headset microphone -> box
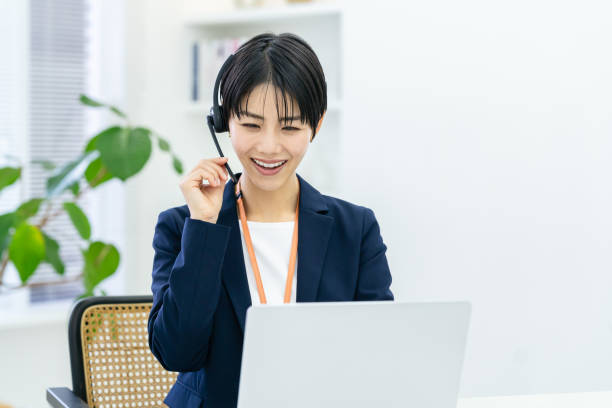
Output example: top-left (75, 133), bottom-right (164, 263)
top-left (206, 53), bottom-right (240, 194)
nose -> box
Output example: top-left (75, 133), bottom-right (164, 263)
top-left (256, 126), bottom-right (284, 153)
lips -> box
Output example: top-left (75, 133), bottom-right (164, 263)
top-left (251, 158), bottom-right (288, 165)
top-left (251, 158), bottom-right (287, 168)
top-left (251, 158), bottom-right (288, 175)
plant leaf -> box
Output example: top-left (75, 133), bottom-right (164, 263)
top-left (8, 222), bottom-right (45, 283)
top-left (0, 212), bottom-right (16, 254)
top-left (68, 180), bottom-right (80, 196)
top-left (79, 94), bottom-right (127, 120)
top-left (84, 128), bottom-right (116, 188)
top-left (0, 167), bottom-right (21, 193)
top-left (79, 94), bottom-right (105, 107)
top-left (30, 159), bottom-right (57, 171)
top-left (84, 157), bottom-right (113, 188)
top-left (109, 106), bottom-right (127, 118)
top-left (46, 150), bottom-right (99, 198)
top-left (84, 129), bottom-right (103, 153)
top-left (172, 155), bottom-right (183, 174)
top-left (85, 125), bottom-right (130, 153)
top-left (15, 198), bottom-right (44, 222)
top-left (42, 231), bottom-right (64, 275)
top-left (63, 202), bottom-right (91, 240)
top-left (157, 136), bottom-right (170, 152)
top-left (82, 241), bottom-right (119, 292)
top-left (96, 126), bottom-right (152, 181)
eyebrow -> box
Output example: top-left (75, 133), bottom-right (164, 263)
top-left (241, 111), bottom-right (301, 121)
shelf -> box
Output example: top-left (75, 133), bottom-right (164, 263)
top-left (186, 97), bottom-right (342, 114)
top-left (184, 1), bottom-right (342, 27)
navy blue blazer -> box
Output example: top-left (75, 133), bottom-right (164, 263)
top-left (148, 171), bottom-right (394, 408)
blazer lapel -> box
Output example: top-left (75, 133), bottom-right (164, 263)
top-left (217, 171), bottom-right (334, 334)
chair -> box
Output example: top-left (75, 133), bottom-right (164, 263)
top-left (46, 295), bottom-right (178, 407)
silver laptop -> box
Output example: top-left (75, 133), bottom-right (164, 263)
top-left (237, 300), bottom-right (472, 408)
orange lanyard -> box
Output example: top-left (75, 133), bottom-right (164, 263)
top-left (234, 174), bottom-right (299, 304)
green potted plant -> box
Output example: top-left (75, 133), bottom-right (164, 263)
top-left (0, 94), bottom-right (183, 299)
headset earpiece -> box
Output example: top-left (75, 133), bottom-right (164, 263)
top-left (208, 53), bottom-right (235, 134)
top-left (210, 105), bottom-right (227, 133)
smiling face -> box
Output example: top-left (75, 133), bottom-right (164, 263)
top-left (228, 82), bottom-right (323, 192)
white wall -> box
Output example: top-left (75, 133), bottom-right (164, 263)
top-left (340, 0), bottom-right (612, 397)
top-left (0, 318), bottom-right (71, 407)
top-left (122, 0), bottom-right (202, 296)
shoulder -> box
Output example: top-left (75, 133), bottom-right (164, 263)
top-left (321, 193), bottom-right (370, 215)
top-left (318, 193), bottom-right (378, 234)
top-left (319, 195), bottom-right (387, 267)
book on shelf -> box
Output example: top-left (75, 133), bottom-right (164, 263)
top-left (191, 37), bottom-right (250, 103)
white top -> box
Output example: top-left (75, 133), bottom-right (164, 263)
top-left (238, 220), bottom-right (298, 305)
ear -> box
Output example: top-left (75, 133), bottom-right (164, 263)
top-left (312, 111), bottom-right (326, 142)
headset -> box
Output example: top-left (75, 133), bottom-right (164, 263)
top-left (206, 53), bottom-right (240, 195)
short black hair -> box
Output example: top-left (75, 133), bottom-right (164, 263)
top-left (220, 32), bottom-right (327, 141)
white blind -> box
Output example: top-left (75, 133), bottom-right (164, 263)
top-left (28, 0), bottom-right (90, 302)
top-left (0, 0), bottom-right (26, 216)
top-left (0, 0), bottom-right (91, 302)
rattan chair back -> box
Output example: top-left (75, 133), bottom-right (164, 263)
top-left (68, 296), bottom-right (177, 408)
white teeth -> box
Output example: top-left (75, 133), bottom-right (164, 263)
top-left (253, 159), bottom-right (286, 168)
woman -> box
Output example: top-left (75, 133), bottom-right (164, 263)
top-left (148, 32), bottom-right (394, 408)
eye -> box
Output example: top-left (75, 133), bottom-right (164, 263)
top-left (242, 123), bottom-right (299, 131)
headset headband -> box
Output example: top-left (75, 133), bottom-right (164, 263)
top-left (208, 53), bottom-right (235, 133)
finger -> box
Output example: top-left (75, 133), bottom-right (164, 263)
top-left (189, 159), bottom-right (224, 179)
top-left (185, 167), bottom-right (209, 185)
top-left (214, 158), bottom-right (230, 178)
top-left (200, 168), bottom-right (224, 187)
top-left (192, 157), bottom-right (227, 175)
top-left (189, 168), bottom-right (221, 188)
top-left (211, 158), bottom-right (229, 179)
top-left (199, 157), bottom-right (228, 168)
top-left (200, 161), bottom-right (228, 183)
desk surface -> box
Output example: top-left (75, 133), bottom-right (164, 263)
top-left (458, 390), bottom-right (612, 407)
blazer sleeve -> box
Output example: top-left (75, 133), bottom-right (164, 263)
top-left (354, 207), bottom-right (394, 301)
top-left (148, 209), bottom-right (232, 372)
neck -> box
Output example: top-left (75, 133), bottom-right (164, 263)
top-left (239, 172), bottom-right (299, 222)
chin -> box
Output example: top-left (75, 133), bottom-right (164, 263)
top-left (245, 167), bottom-right (295, 191)
top-left (252, 173), bottom-right (287, 189)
